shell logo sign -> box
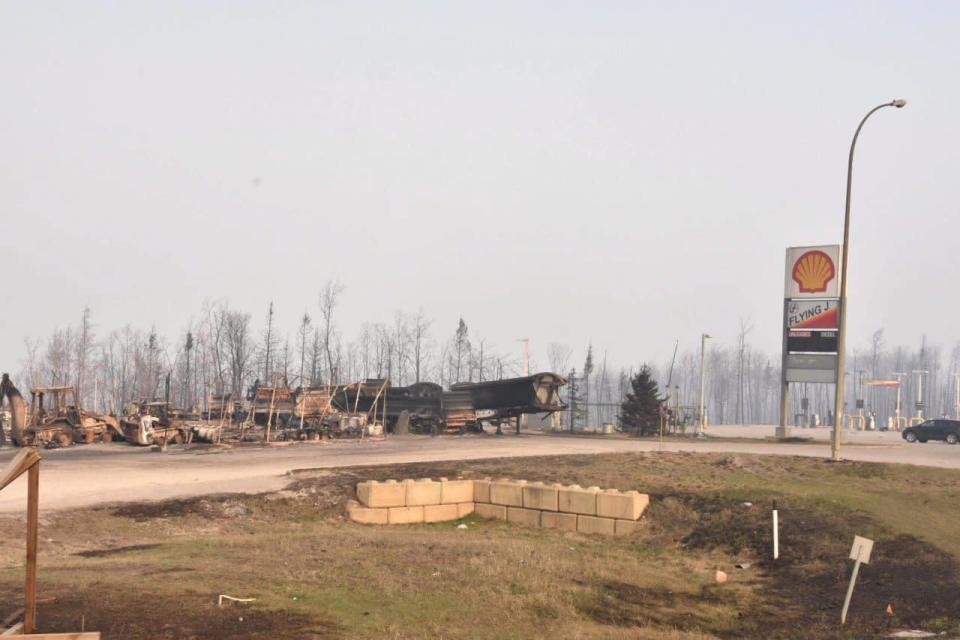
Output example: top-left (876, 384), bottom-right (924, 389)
top-left (792, 250), bottom-right (835, 293)
top-left (785, 245), bottom-right (841, 299)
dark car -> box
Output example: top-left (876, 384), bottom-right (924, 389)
top-left (902, 419), bottom-right (960, 444)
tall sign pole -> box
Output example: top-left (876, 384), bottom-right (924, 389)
top-left (778, 300), bottom-right (790, 439)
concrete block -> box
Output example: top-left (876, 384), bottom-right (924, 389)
top-left (357, 479), bottom-right (406, 508)
top-left (346, 500), bottom-right (389, 525)
top-left (475, 503), bottom-right (507, 520)
top-left (490, 479), bottom-right (527, 507)
top-left (558, 485), bottom-right (600, 515)
top-left (507, 507), bottom-right (542, 528)
top-left (523, 482), bottom-right (560, 511)
top-left (424, 503), bottom-right (459, 523)
top-left (473, 478), bottom-right (492, 503)
top-left (456, 502), bottom-right (475, 518)
top-left (541, 511), bottom-right (578, 531)
top-left (615, 519), bottom-right (641, 536)
top-left (388, 505), bottom-right (424, 524)
top-left (404, 478), bottom-right (442, 506)
top-left (440, 479), bottom-right (475, 504)
top-left (577, 515), bottom-right (616, 535)
top-left (596, 490), bottom-right (649, 521)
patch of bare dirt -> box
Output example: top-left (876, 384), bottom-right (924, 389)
top-left (36, 589), bottom-right (340, 639)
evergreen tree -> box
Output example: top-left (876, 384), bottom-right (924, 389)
top-left (620, 365), bottom-right (663, 436)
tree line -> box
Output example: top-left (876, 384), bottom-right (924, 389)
top-left (11, 298), bottom-right (959, 426)
top-left (14, 281), bottom-right (528, 414)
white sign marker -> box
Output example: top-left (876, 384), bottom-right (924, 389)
top-left (849, 536), bottom-right (873, 564)
top-left (841, 536), bottom-right (874, 624)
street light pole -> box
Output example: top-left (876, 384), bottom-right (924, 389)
top-left (832, 99), bottom-right (906, 461)
top-left (952, 372), bottom-right (960, 421)
top-left (698, 333), bottom-right (711, 436)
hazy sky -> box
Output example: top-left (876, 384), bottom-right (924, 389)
top-left (2, 2), bottom-right (958, 373)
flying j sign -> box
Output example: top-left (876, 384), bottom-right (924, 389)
top-left (784, 245), bottom-right (842, 299)
top-left (787, 299), bottom-right (838, 330)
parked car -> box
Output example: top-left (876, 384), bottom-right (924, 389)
top-left (902, 419), bottom-right (960, 444)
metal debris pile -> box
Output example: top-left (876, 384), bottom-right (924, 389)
top-left (0, 372), bottom-right (567, 448)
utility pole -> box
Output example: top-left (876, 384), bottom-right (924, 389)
top-left (674, 385), bottom-right (681, 433)
top-left (517, 338), bottom-right (529, 429)
top-left (517, 338), bottom-right (530, 376)
top-left (697, 333), bottom-right (711, 436)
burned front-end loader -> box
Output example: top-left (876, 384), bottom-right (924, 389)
top-left (1, 374), bottom-right (28, 446)
top-left (24, 386), bottom-right (123, 447)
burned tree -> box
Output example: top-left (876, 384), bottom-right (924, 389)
top-left (319, 280), bottom-right (344, 383)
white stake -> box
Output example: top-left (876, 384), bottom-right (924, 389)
top-left (841, 548), bottom-right (862, 624)
top-left (841, 536), bottom-right (873, 625)
top-left (772, 500), bottom-right (779, 560)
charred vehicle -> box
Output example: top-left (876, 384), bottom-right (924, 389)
top-left (23, 386), bottom-right (123, 447)
top-left (1, 374), bottom-right (28, 446)
top-left (283, 386), bottom-right (340, 439)
top-left (120, 401), bottom-right (193, 446)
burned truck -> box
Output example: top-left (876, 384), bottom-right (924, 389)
top-left (120, 401), bottom-right (194, 446)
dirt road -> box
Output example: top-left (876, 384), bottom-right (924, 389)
top-left (0, 426), bottom-right (955, 514)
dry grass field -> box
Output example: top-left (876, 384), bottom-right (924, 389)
top-left (1, 451), bottom-right (958, 639)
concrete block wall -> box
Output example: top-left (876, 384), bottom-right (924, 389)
top-left (349, 477), bottom-right (649, 535)
top-left (352, 478), bottom-right (475, 525)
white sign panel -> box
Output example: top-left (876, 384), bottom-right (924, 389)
top-left (785, 245), bottom-right (842, 299)
top-left (787, 299), bottom-right (839, 330)
top-left (849, 536), bottom-right (873, 564)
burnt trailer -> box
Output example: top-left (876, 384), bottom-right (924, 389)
top-left (247, 386), bottom-right (294, 427)
top-left (451, 372), bottom-right (567, 425)
top-left (332, 380), bottom-right (443, 434)
top-left (284, 386), bottom-right (340, 438)
top-left (204, 393), bottom-right (236, 422)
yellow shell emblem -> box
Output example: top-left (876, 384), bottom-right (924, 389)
top-left (792, 250), bottom-right (835, 293)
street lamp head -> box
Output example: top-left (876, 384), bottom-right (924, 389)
top-left (891, 99), bottom-right (907, 108)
